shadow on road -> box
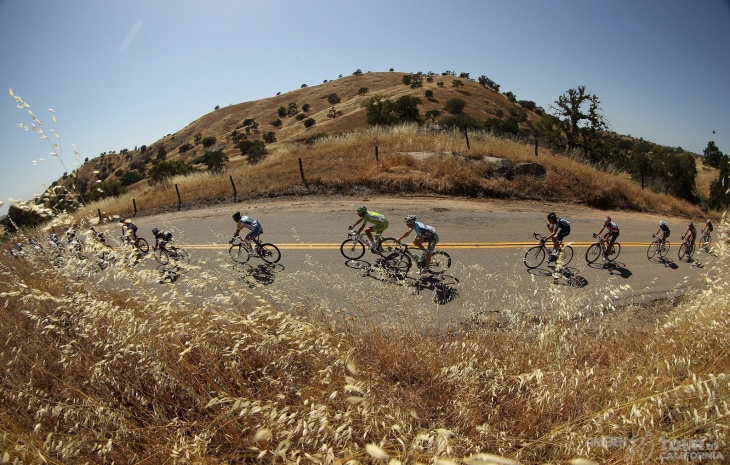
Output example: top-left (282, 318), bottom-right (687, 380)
top-left (155, 262), bottom-right (192, 283)
top-left (343, 258), bottom-right (459, 305)
top-left (527, 264), bottom-right (589, 288)
top-left (232, 262), bottom-right (284, 287)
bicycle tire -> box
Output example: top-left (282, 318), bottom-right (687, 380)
top-left (700, 235), bottom-right (711, 251)
top-left (229, 244), bottom-right (251, 264)
top-left (607, 242), bottom-right (621, 262)
top-left (174, 248), bottom-right (189, 263)
top-left (258, 243), bottom-right (281, 264)
top-left (659, 241), bottom-right (670, 258)
top-left (428, 251), bottom-right (451, 273)
top-left (384, 252), bottom-right (412, 275)
top-left (560, 245), bottom-right (574, 265)
top-left (378, 237), bottom-right (399, 256)
top-left (524, 246), bottom-right (546, 269)
top-left (154, 248), bottom-right (170, 265)
top-left (340, 238), bottom-right (365, 260)
top-left (678, 242), bottom-right (687, 261)
top-left (136, 238), bottom-right (150, 254)
top-left (585, 244), bottom-right (602, 264)
top-left (647, 241), bottom-right (658, 259)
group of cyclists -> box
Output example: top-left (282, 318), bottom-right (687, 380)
top-left (542, 212), bottom-right (714, 263)
top-left (3, 207), bottom-right (719, 273)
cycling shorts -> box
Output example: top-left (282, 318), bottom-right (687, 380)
top-left (424, 233), bottom-right (439, 252)
top-left (607, 231), bottom-right (619, 242)
top-left (370, 220), bottom-right (388, 233)
top-left (245, 224), bottom-right (263, 240)
top-left (557, 228), bottom-right (570, 241)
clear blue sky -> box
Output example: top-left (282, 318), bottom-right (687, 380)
top-left (1, 0), bottom-right (729, 216)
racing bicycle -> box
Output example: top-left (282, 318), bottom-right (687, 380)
top-left (647, 234), bottom-right (670, 260)
top-left (340, 228), bottom-right (398, 260)
top-left (524, 233), bottom-right (574, 269)
top-left (153, 239), bottom-right (189, 265)
top-left (120, 234), bottom-right (149, 253)
top-left (229, 235), bottom-right (281, 264)
top-left (678, 235), bottom-right (695, 262)
top-left (382, 242), bottom-right (451, 276)
top-left (585, 233), bottom-right (621, 264)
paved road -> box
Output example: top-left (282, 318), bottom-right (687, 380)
top-left (107, 196), bottom-right (714, 323)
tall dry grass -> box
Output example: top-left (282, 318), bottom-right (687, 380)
top-left (1, 219), bottom-right (729, 463)
top-left (73, 125), bottom-right (703, 221)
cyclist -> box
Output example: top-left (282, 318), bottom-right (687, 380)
top-left (350, 205), bottom-right (389, 253)
top-left (396, 215), bottom-right (438, 275)
top-left (654, 220), bottom-right (671, 250)
top-left (545, 212), bottom-right (570, 262)
top-left (49, 233), bottom-right (62, 251)
top-left (65, 227), bottom-right (77, 244)
top-left (681, 221), bottom-right (697, 249)
top-left (594, 216), bottom-right (619, 262)
top-left (90, 227), bottom-right (107, 245)
top-left (28, 237), bottom-right (43, 251)
top-left (120, 219), bottom-right (139, 244)
top-left (152, 227), bottom-right (173, 248)
top-left (702, 219), bottom-right (714, 243)
top-left (231, 211), bottom-right (263, 245)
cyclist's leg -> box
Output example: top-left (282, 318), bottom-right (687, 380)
top-left (363, 226), bottom-right (375, 246)
top-left (372, 221), bottom-right (388, 249)
top-left (422, 235), bottom-right (438, 269)
top-left (246, 225), bottom-right (264, 245)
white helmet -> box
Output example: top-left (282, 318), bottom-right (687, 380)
top-left (659, 220), bottom-right (665, 226)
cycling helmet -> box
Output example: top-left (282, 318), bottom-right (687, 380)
top-left (660, 220), bottom-right (665, 226)
top-left (152, 227), bottom-right (159, 235)
top-left (356, 205), bottom-right (367, 214)
top-left (707, 219), bottom-right (712, 223)
top-left (688, 222), bottom-right (694, 227)
top-left (604, 216), bottom-right (611, 225)
top-left (232, 211), bottom-right (241, 221)
top-left (547, 212), bottom-right (557, 221)
top-left (404, 214), bottom-right (417, 223)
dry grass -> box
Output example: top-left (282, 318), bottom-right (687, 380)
top-left (74, 125), bottom-right (703, 222)
top-left (1, 218), bottom-right (729, 464)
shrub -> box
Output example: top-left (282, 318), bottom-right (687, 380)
top-left (392, 95), bottom-right (422, 123)
top-left (425, 109), bottom-right (441, 122)
top-left (147, 160), bottom-right (196, 185)
top-left (156, 146), bottom-right (167, 160)
top-left (277, 107), bottom-right (287, 117)
top-left (484, 117), bottom-right (520, 136)
top-left (426, 76), bottom-right (433, 83)
top-left (504, 91), bottom-right (517, 102)
top-left (508, 106), bottom-right (528, 123)
top-left (301, 84), bottom-right (307, 88)
top-left (295, 113), bottom-right (306, 121)
top-left (202, 150), bottom-right (229, 172)
top-left (303, 118), bottom-right (316, 129)
top-left (424, 89), bottom-right (434, 100)
top-left (120, 170), bottom-right (145, 186)
top-left (444, 98), bottom-right (466, 114)
top-left (439, 113), bottom-right (482, 130)
top-left (194, 133), bottom-right (202, 145)
top-left (202, 136), bottom-right (217, 148)
top-left (305, 132), bottom-right (328, 145)
top-left (242, 118), bottom-right (255, 127)
top-left (270, 119), bottom-right (282, 128)
top-left (437, 81), bottom-right (444, 88)
top-left (358, 87), bottom-right (369, 95)
top-left (402, 75), bottom-right (412, 86)
top-left (495, 109), bottom-right (504, 118)
top-left (115, 169), bottom-right (125, 177)
top-left (302, 103), bottom-right (310, 112)
top-left (459, 72), bottom-right (470, 79)
top-left (327, 93), bottom-right (340, 105)
top-left (517, 100), bottom-right (537, 111)
top-left (451, 79), bottom-right (464, 89)
top-left (179, 143), bottom-right (194, 154)
top-left (263, 131), bottom-right (276, 143)
top-left (288, 102), bottom-right (299, 116)
top-left (247, 140), bottom-right (268, 164)
top-left (327, 107), bottom-right (343, 119)
top-left (389, 68), bottom-right (394, 71)
top-left (353, 69), bottom-right (363, 75)
top-left (85, 180), bottom-right (126, 202)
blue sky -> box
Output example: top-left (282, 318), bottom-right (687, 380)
top-left (1, 0), bottom-right (729, 216)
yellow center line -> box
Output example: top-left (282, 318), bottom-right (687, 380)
top-left (176, 241), bottom-right (662, 250)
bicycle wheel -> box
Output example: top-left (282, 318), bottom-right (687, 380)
top-left (174, 248), bottom-right (189, 263)
top-left (607, 242), bottom-right (621, 262)
top-left (378, 237), bottom-right (399, 256)
top-left (659, 241), bottom-right (670, 258)
top-left (428, 251), bottom-right (451, 273)
top-left (700, 235), bottom-right (711, 251)
top-left (678, 242), bottom-right (687, 261)
top-left (154, 248), bottom-right (170, 265)
top-left (647, 241), bottom-right (657, 259)
top-left (524, 246), bottom-right (546, 269)
top-left (136, 238), bottom-right (150, 253)
top-left (258, 243), bottom-right (281, 264)
top-left (340, 238), bottom-right (365, 260)
top-left (559, 245), bottom-right (574, 265)
top-left (585, 244), bottom-right (602, 264)
top-left (384, 252), bottom-right (412, 275)
top-left (229, 243), bottom-right (250, 264)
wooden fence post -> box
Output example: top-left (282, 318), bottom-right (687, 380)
top-left (535, 138), bottom-right (539, 157)
top-left (375, 145), bottom-right (379, 162)
top-left (230, 175), bottom-right (237, 202)
top-left (175, 184), bottom-right (181, 211)
top-left (298, 158), bottom-right (309, 188)
top-left (97, 208), bottom-right (103, 223)
top-left (463, 127), bottom-right (470, 149)
top-left (132, 198), bottom-right (137, 217)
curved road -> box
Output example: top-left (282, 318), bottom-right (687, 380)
top-left (109, 196), bottom-right (715, 322)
